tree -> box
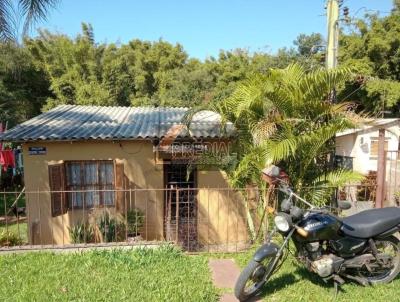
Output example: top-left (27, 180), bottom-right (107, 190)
top-left (0, 42), bottom-right (51, 126)
top-left (294, 33), bottom-right (324, 56)
top-left (25, 25), bottom-right (111, 109)
top-left (0, 0), bottom-right (59, 41)
top-left (339, 7), bottom-right (400, 115)
top-left (194, 64), bottom-right (363, 239)
top-left (223, 64), bottom-right (362, 195)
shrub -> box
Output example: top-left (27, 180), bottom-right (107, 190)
top-left (68, 222), bottom-right (95, 244)
top-left (126, 208), bottom-right (145, 236)
top-left (0, 231), bottom-right (22, 247)
top-left (97, 211), bottom-right (126, 242)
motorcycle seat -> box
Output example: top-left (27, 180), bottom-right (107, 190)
top-left (341, 207), bottom-right (400, 238)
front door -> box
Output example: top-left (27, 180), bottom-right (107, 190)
top-left (164, 164), bottom-right (198, 251)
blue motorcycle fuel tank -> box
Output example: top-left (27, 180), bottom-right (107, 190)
top-left (296, 212), bottom-right (342, 241)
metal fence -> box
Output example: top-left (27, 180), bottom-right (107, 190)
top-left (0, 184), bottom-right (387, 252)
top-left (0, 188), bottom-right (255, 253)
top-left (385, 151), bottom-right (400, 207)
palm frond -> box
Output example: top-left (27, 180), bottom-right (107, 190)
top-left (303, 170), bottom-right (364, 205)
top-left (251, 119), bottom-right (277, 145)
top-left (0, 0), bottom-right (13, 41)
top-left (300, 67), bottom-right (353, 102)
top-left (313, 169), bottom-right (364, 188)
top-left (20, 0), bottom-right (59, 35)
top-left (261, 132), bottom-right (300, 163)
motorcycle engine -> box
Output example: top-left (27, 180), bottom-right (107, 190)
top-left (305, 242), bottom-right (344, 278)
top-left (311, 255), bottom-right (336, 277)
top-left (305, 242), bottom-right (322, 260)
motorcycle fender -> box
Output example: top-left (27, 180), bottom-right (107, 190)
top-left (253, 242), bottom-right (280, 262)
top-left (375, 224), bottom-right (400, 239)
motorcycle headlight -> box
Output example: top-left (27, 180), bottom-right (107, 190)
top-left (274, 214), bottom-right (290, 232)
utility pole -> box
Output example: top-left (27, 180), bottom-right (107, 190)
top-left (325, 0), bottom-right (340, 69)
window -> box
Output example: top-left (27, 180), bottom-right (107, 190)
top-left (370, 140), bottom-right (388, 157)
top-left (65, 161), bottom-right (115, 208)
top-left (334, 155), bottom-right (353, 170)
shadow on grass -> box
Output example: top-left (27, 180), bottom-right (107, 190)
top-left (294, 267), bottom-right (333, 288)
top-left (248, 266), bottom-right (337, 301)
top-left (247, 273), bottom-right (298, 301)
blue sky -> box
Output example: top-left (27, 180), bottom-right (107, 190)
top-left (32, 0), bottom-right (394, 60)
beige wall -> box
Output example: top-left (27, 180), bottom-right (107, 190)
top-left (197, 170), bottom-right (248, 249)
top-left (22, 140), bottom-right (248, 248)
top-left (23, 140), bottom-right (164, 245)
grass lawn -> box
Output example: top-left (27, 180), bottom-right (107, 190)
top-left (2, 243), bottom-right (399, 302)
top-left (0, 246), bottom-right (219, 302)
top-left (216, 248), bottom-right (400, 302)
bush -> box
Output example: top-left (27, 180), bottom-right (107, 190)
top-left (97, 211), bottom-right (126, 242)
top-left (68, 222), bottom-right (95, 244)
top-left (0, 231), bottom-right (22, 247)
top-left (126, 208), bottom-right (145, 236)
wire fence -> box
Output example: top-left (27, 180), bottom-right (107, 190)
top-left (0, 188), bottom-right (251, 252)
top-left (0, 184), bottom-right (388, 252)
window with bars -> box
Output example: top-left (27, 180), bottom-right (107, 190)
top-left (65, 161), bottom-right (115, 208)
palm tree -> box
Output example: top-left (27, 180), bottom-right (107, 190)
top-left (191, 64), bottom-right (364, 239)
top-left (0, 0), bottom-right (59, 41)
top-left (221, 64), bottom-right (364, 200)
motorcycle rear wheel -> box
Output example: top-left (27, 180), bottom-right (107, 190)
top-left (234, 255), bottom-right (278, 301)
top-left (358, 235), bottom-right (400, 284)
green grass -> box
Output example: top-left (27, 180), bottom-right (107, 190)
top-left (0, 245), bottom-right (219, 302)
top-left (2, 241), bottom-right (399, 302)
top-left (212, 248), bottom-right (400, 302)
top-left (0, 222), bottom-right (28, 244)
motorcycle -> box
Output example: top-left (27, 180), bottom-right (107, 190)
top-left (234, 165), bottom-right (400, 301)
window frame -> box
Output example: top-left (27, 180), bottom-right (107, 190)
top-left (64, 160), bottom-right (116, 209)
top-left (370, 139), bottom-right (389, 159)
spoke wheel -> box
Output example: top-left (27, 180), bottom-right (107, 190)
top-left (234, 255), bottom-right (279, 301)
top-left (358, 236), bottom-right (400, 284)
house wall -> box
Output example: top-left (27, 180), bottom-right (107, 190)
top-left (22, 140), bottom-right (164, 245)
top-left (197, 170), bottom-right (248, 249)
top-left (22, 140), bottom-right (248, 248)
top-left (335, 124), bottom-right (400, 175)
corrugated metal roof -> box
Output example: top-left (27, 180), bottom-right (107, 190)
top-left (0, 105), bottom-right (235, 142)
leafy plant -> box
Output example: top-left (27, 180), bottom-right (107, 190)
top-left (189, 64), bottom-right (365, 240)
top-left (68, 221), bottom-right (94, 244)
top-left (126, 208), bottom-right (145, 236)
top-left (97, 211), bottom-right (126, 243)
top-left (0, 230), bottom-right (22, 247)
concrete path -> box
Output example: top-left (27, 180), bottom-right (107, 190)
top-left (208, 259), bottom-right (241, 302)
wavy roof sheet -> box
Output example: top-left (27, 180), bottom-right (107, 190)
top-left (0, 105), bottom-right (235, 142)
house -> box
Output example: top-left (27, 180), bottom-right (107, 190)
top-left (335, 118), bottom-right (400, 207)
top-left (0, 105), bottom-right (248, 251)
top-left (335, 118), bottom-right (400, 175)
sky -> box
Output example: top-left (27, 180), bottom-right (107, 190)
top-left (32, 0), bottom-right (394, 60)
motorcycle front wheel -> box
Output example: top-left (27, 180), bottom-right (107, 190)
top-left (234, 254), bottom-right (279, 301)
